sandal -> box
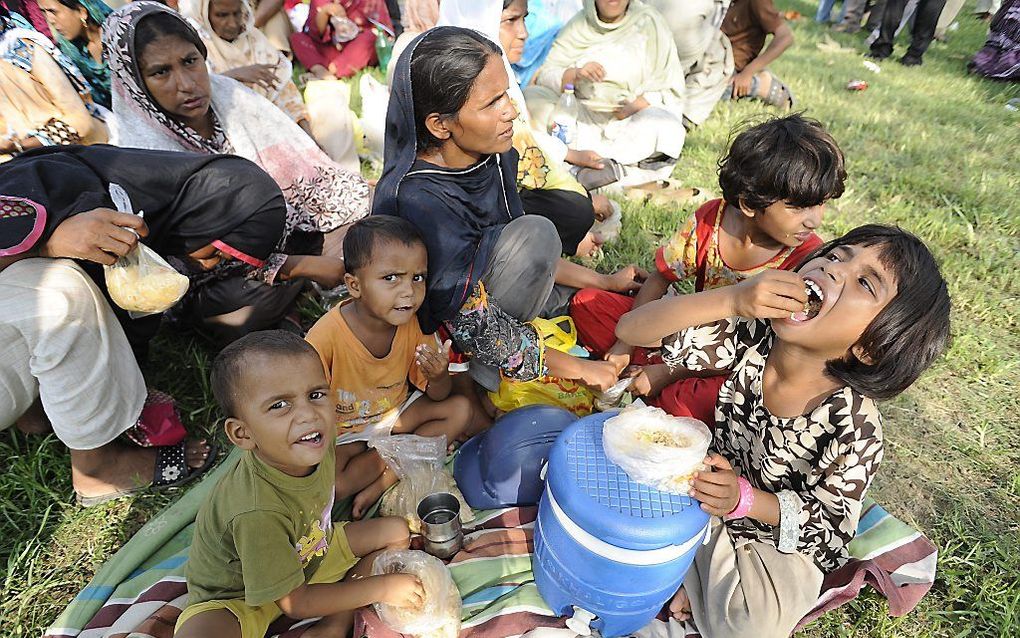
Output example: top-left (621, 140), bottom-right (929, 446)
top-left (75, 440), bottom-right (219, 507)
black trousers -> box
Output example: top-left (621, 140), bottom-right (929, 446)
top-left (518, 188), bottom-right (595, 257)
top-left (870, 0), bottom-right (947, 60)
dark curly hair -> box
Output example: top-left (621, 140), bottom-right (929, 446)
top-left (343, 215), bottom-right (425, 275)
top-left (211, 330), bottom-right (319, 418)
top-left (799, 224), bottom-right (951, 400)
top-left (719, 113), bottom-right (847, 212)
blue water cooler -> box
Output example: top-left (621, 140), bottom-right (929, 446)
top-left (533, 412), bottom-right (710, 637)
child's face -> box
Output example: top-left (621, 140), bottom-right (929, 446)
top-left (749, 200), bottom-right (825, 248)
top-left (345, 239), bottom-right (427, 327)
top-left (773, 243), bottom-right (899, 362)
top-left (226, 352), bottom-right (334, 477)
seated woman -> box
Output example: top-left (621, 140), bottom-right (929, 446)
top-left (525, 0), bottom-right (688, 188)
top-left (1, 8), bottom-right (107, 160)
top-left (37, 0), bottom-right (112, 108)
top-left (289, 0), bottom-right (383, 79)
top-left (0, 144), bottom-right (296, 505)
top-left (439, 0), bottom-right (611, 258)
top-left (376, 26), bottom-right (647, 424)
top-left (648, 0), bottom-right (734, 127)
top-left (180, 0), bottom-right (361, 169)
top-left (105, 1), bottom-right (371, 337)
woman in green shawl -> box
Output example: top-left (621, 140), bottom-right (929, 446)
top-left (37, 0), bottom-right (111, 108)
top-left (524, 0), bottom-right (687, 188)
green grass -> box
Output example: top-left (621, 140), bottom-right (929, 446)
top-left (2, 2), bottom-right (1018, 636)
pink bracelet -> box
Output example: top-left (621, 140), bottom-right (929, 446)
top-left (724, 476), bottom-right (754, 520)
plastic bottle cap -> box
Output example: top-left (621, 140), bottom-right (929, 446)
top-left (564, 83), bottom-right (575, 91)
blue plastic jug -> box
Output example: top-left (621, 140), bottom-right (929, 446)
top-left (533, 412), bottom-right (710, 637)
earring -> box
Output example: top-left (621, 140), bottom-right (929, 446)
top-left (81, 16), bottom-right (88, 28)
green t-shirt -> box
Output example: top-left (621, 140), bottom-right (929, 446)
top-left (185, 444), bottom-right (337, 607)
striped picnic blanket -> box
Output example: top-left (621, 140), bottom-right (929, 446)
top-left (45, 448), bottom-right (936, 638)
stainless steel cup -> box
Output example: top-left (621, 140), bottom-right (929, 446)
top-left (417, 492), bottom-right (463, 559)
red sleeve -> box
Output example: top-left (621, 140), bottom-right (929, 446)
top-left (654, 246), bottom-right (683, 283)
top-left (749, 0), bottom-right (785, 35)
top-left (780, 233), bottom-right (823, 270)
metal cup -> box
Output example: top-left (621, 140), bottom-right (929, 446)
top-left (417, 492), bottom-right (463, 559)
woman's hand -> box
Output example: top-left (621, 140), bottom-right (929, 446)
top-left (322, 1), bottom-right (348, 18)
top-left (223, 64), bottom-right (279, 91)
top-left (729, 269), bottom-right (807, 320)
top-left (602, 265), bottom-right (648, 294)
top-left (624, 363), bottom-right (674, 398)
top-left (613, 95), bottom-right (649, 120)
top-left (281, 255), bottom-right (344, 288)
top-left (690, 453), bottom-right (740, 516)
top-left (576, 61), bottom-right (606, 83)
top-left (40, 208), bottom-right (148, 266)
top-left (416, 340), bottom-right (452, 382)
top-left (565, 149), bottom-right (605, 169)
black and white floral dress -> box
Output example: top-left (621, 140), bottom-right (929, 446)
top-left (662, 317), bottom-right (884, 572)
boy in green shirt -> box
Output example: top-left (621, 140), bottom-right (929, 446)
top-left (175, 331), bottom-right (424, 638)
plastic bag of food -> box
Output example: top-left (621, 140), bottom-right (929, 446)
top-left (373, 434), bottom-right (474, 533)
top-left (602, 405), bottom-right (711, 495)
top-left (102, 183), bottom-right (188, 318)
top-left (372, 549), bottom-right (462, 638)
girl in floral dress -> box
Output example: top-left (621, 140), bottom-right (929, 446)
top-left (616, 224), bottom-right (951, 638)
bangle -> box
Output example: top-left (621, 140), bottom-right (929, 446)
top-left (724, 476), bottom-right (754, 520)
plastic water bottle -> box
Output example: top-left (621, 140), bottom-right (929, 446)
top-left (550, 84), bottom-right (578, 146)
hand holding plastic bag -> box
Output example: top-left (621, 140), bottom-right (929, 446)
top-left (372, 549), bottom-right (462, 638)
top-left (373, 435), bottom-right (474, 533)
top-left (102, 184), bottom-right (188, 317)
top-left (602, 405), bottom-right (712, 495)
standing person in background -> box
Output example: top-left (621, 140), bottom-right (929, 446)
top-left (868, 0), bottom-right (947, 65)
top-left (1, 7), bottom-right (107, 160)
top-left (37, 0), bottom-right (112, 108)
top-left (721, 0), bottom-right (795, 108)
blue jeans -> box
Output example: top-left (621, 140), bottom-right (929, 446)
top-left (816, 0), bottom-right (849, 22)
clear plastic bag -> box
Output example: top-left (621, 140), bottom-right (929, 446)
top-left (102, 183), bottom-right (189, 318)
top-left (373, 435), bottom-right (474, 533)
top-left (602, 404), bottom-right (712, 495)
top-left (371, 549), bottom-right (462, 638)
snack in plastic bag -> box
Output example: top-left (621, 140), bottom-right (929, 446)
top-left (372, 549), bottom-right (462, 638)
top-left (602, 405), bottom-right (712, 495)
top-left (373, 435), bottom-right (474, 533)
top-left (104, 244), bottom-right (189, 317)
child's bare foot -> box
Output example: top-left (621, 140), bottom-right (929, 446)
top-left (669, 586), bottom-right (691, 621)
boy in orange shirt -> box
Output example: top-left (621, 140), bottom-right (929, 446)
top-left (306, 217), bottom-right (471, 517)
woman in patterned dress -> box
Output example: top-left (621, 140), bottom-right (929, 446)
top-left (617, 225), bottom-right (951, 638)
top-left (104, 2), bottom-right (371, 343)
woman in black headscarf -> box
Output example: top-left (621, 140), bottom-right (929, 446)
top-left (375, 26), bottom-right (646, 417)
top-left (0, 144), bottom-right (308, 348)
top-left (0, 144), bottom-right (289, 505)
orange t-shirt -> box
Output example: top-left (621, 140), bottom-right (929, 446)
top-left (305, 300), bottom-right (434, 434)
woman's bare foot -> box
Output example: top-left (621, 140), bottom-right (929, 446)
top-left (70, 439), bottom-right (211, 499)
top-left (669, 586), bottom-right (692, 621)
top-left (14, 398), bottom-right (51, 435)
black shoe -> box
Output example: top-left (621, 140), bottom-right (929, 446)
top-left (866, 51), bottom-right (890, 60)
top-left (899, 55), bottom-right (922, 66)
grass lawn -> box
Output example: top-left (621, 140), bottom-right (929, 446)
top-left (2, 2), bottom-right (1018, 636)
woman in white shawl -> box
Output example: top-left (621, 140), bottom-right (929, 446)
top-left (178, 0), bottom-right (361, 170)
top-left (525, 0), bottom-right (687, 187)
top-left (105, 2), bottom-right (370, 313)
